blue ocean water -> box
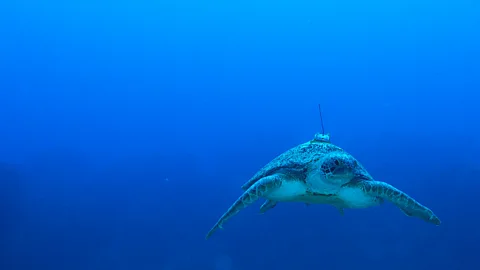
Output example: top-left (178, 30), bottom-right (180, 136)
top-left (1, 0), bottom-right (479, 269)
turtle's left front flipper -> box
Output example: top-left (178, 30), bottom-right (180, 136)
top-left (359, 181), bottom-right (441, 225)
top-left (205, 174), bottom-right (283, 240)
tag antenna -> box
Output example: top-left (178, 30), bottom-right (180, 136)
top-left (318, 104), bottom-right (325, 135)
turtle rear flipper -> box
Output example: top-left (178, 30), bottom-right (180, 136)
top-left (259, 200), bottom-right (277, 214)
top-left (205, 174), bottom-right (284, 240)
top-left (359, 181), bottom-right (441, 225)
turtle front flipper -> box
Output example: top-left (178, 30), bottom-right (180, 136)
top-left (359, 181), bottom-right (441, 225)
top-left (205, 174), bottom-right (283, 240)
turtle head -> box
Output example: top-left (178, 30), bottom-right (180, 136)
top-left (306, 152), bottom-right (363, 194)
top-left (318, 152), bottom-right (359, 185)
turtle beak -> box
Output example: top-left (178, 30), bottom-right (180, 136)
top-left (331, 166), bottom-right (349, 176)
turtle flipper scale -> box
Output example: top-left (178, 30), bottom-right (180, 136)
top-left (205, 174), bottom-right (283, 240)
top-left (359, 181), bottom-right (441, 225)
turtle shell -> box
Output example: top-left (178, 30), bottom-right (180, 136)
top-left (241, 139), bottom-right (344, 191)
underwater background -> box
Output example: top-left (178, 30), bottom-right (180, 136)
top-left (1, 0), bottom-right (480, 269)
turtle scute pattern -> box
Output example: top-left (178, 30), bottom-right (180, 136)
top-left (242, 140), bottom-right (344, 190)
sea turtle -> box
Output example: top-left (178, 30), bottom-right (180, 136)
top-left (205, 133), bottom-right (441, 239)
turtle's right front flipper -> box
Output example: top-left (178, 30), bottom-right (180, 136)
top-left (360, 180), bottom-right (441, 226)
top-left (205, 174), bottom-right (283, 240)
